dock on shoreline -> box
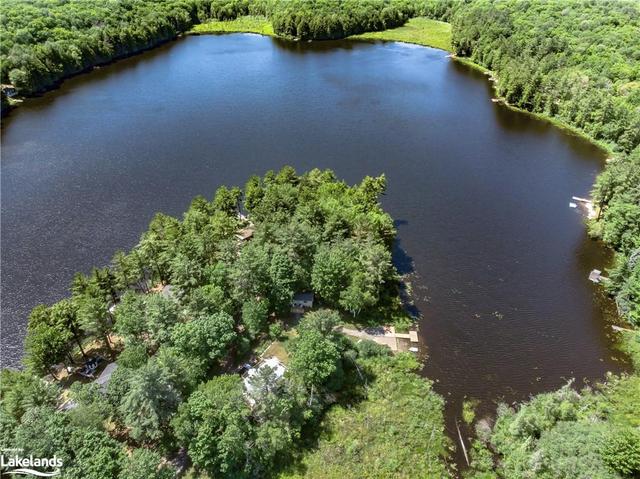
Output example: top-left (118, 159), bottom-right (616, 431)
top-left (339, 326), bottom-right (419, 352)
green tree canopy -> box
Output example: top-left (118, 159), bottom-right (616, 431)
top-left (170, 312), bottom-right (236, 368)
top-left (172, 375), bottom-right (252, 478)
top-left (122, 448), bottom-right (176, 479)
top-left (24, 304), bottom-right (73, 376)
top-left (119, 362), bottom-right (182, 443)
top-left (288, 310), bottom-right (344, 391)
top-left (241, 297), bottom-right (270, 339)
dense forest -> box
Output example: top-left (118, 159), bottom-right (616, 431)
top-left (0, 168), bottom-right (450, 478)
top-left (0, 0), bottom-right (421, 95)
top-left (592, 149), bottom-right (640, 327)
top-left (465, 371), bottom-right (640, 479)
top-left (1, 0), bottom-right (206, 94)
top-left (451, 0), bottom-right (640, 154)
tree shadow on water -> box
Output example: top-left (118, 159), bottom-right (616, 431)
top-left (393, 239), bottom-right (414, 276)
top-left (393, 219), bottom-right (421, 320)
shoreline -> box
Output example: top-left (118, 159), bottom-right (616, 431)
top-left (1, 35), bottom-right (181, 117)
top-left (3, 18), bottom-right (623, 368)
top-left (0, 16), bottom-right (621, 160)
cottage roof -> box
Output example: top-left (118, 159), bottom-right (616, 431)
top-left (243, 357), bottom-right (286, 398)
top-left (236, 227), bottom-right (254, 241)
top-left (293, 292), bottom-right (314, 303)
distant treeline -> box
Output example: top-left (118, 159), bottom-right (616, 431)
top-left (0, 0), bottom-right (447, 96)
top-left (1, 0), bottom-right (210, 95)
top-left (268, 0), bottom-right (447, 40)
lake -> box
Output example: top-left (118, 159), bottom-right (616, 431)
top-left (1, 34), bottom-right (627, 425)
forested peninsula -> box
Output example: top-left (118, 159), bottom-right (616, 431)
top-left (2, 169), bottom-right (451, 478)
top-left (1, 1), bottom-right (639, 478)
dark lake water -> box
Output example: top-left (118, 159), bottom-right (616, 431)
top-left (1, 34), bottom-right (627, 429)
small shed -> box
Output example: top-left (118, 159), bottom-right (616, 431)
top-left (291, 292), bottom-right (314, 310)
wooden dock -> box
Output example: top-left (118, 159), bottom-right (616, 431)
top-left (589, 269), bottom-right (606, 283)
top-left (571, 196), bottom-right (597, 219)
top-left (387, 327), bottom-right (419, 342)
top-left (339, 326), bottom-right (419, 352)
top-left (611, 325), bottom-right (635, 333)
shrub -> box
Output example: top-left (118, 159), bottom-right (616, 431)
top-left (602, 428), bottom-right (640, 476)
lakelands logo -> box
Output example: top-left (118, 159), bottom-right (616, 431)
top-left (1, 449), bottom-right (62, 477)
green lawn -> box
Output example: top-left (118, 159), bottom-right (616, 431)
top-left (349, 17), bottom-right (452, 52)
top-left (189, 16), bottom-right (274, 36)
top-left (261, 340), bottom-right (290, 365)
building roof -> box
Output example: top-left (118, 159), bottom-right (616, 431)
top-left (95, 362), bottom-right (118, 389)
top-left (236, 227), bottom-right (254, 241)
top-left (243, 357), bottom-right (286, 400)
top-left (293, 292), bottom-right (314, 302)
top-left (588, 269), bottom-right (602, 283)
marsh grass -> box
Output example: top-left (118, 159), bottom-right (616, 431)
top-left (349, 17), bottom-right (452, 52)
top-left (189, 16), bottom-right (274, 36)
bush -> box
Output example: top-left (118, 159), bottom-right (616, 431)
top-left (269, 321), bottom-right (283, 340)
top-left (117, 343), bottom-right (149, 369)
top-left (355, 338), bottom-right (391, 359)
top-left (602, 428), bottom-right (640, 477)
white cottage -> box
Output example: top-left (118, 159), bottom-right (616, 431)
top-left (243, 356), bottom-right (286, 405)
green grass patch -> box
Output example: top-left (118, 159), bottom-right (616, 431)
top-left (279, 354), bottom-right (450, 478)
top-left (189, 16), bottom-right (274, 37)
top-left (261, 340), bottom-right (290, 365)
top-left (349, 17), bottom-right (452, 52)
top-left (618, 328), bottom-right (640, 369)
